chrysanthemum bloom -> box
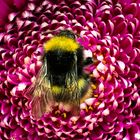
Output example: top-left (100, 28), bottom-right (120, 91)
top-left (0, 0), bottom-right (140, 139)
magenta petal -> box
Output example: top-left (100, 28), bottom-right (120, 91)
top-left (9, 118), bottom-right (17, 129)
top-left (1, 102), bottom-right (10, 115)
top-left (10, 105), bottom-right (19, 116)
top-left (14, 0), bottom-right (27, 9)
top-left (7, 74), bottom-right (19, 85)
top-left (8, 12), bottom-right (18, 22)
top-left (10, 127), bottom-right (26, 139)
top-left (124, 3), bottom-right (137, 15)
top-left (98, 21), bottom-right (106, 36)
top-left (128, 71), bottom-right (138, 81)
top-left (107, 20), bottom-right (114, 34)
top-left (114, 122), bottom-right (123, 133)
top-left (0, 0), bottom-right (10, 25)
top-left (117, 52), bottom-right (130, 63)
top-left (120, 37), bottom-right (133, 54)
top-left (112, 14), bottom-right (124, 25)
top-left (114, 21), bottom-right (127, 34)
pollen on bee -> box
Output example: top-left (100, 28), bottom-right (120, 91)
top-left (62, 113), bottom-right (67, 118)
top-left (84, 106), bottom-right (93, 112)
top-left (93, 94), bottom-right (98, 98)
top-left (89, 106), bottom-right (93, 110)
top-left (55, 110), bottom-right (60, 115)
top-left (95, 102), bottom-right (101, 107)
top-left (91, 84), bottom-right (96, 90)
top-left (85, 107), bottom-right (89, 112)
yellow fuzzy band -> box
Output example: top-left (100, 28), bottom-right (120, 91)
top-left (51, 78), bottom-right (87, 94)
top-left (78, 78), bottom-right (86, 89)
top-left (52, 86), bottom-right (62, 94)
top-left (44, 36), bottom-right (79, 52)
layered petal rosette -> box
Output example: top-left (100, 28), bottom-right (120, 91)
top-left (0, 0), bottom-right (140, 139)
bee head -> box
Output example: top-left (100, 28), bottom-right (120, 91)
top-left (57, 30), bottom-right (76, 40)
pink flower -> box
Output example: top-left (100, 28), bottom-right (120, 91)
top-left (0, 0), bottom-right (140, 139)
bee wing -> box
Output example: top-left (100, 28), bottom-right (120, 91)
top-left (29, 59), bottom-right (55, 118)
top-left (62, 71), bottom-right (81, 115)
top-left (31, 86), bottom-right (54, 118)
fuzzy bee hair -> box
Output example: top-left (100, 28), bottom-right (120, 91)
top-left (30, 30), bottom-right (91, 118)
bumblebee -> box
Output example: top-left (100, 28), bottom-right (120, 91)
top-left (30, 30), bottom-right (93, 118)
